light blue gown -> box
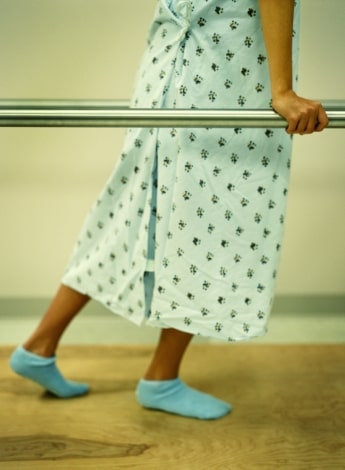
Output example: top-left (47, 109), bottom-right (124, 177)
top-left (62, 0), bottom-right (300, 342)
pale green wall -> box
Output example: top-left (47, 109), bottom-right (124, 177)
top-left (0, 0), bottom-right (344, 297)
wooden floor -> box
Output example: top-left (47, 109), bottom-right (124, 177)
top-left (0, 344), bottom-right (344, 469)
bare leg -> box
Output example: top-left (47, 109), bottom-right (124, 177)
top-left (23, 285), bottom-right (89, 357)
top-left (23, 284), bottom-right (90, 357)
top-left (144, 328), bottom-right (193, 380)
top-left (11, 288), bottom-right (231, 416)
top-left (136, 328), bottom-right (232, 419)
top-left (9, 284), bottom-right (90, 398)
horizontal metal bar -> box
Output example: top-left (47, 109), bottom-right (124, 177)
top-left (0, 99), bottom-right (344, 128)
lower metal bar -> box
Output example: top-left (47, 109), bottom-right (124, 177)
top-left (0, 100), bottom-right (344, 128)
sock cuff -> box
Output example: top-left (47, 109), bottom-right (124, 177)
top-left (139, 378), bottom-right (181, 386)
top-left (16, 346), bottom-right (56, 366)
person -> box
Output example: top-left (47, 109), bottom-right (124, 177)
top-left (9, 0), bottom-right (328, 420)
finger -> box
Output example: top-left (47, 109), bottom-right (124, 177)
top-left (297, 104), bottom-right (321, 134)
top-left (315, 106), bottom-right (329, 132)
top-left (285, 115), bottom-right (299, 134)
top-left (296, 114), bottom-right (309, 135)
top-left (305, 109), bottom-right (319, 134)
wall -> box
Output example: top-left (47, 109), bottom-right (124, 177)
top-left (0, 0), bottom-right (344, 298)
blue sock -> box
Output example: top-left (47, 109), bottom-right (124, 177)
top-left (136, 378), bottom-right (232, 420)
top-left (9, 346), bottom-right (89, 398)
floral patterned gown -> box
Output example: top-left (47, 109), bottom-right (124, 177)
top-left (62, 0), bottom-right (300, 342)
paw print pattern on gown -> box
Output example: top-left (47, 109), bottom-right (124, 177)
top-left (62, 0), bottom-right (300, 342)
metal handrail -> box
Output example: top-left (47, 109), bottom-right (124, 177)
top-left (0, 99), bottom-right (344, 128)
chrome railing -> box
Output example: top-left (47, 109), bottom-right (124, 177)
top-left (0, 99), bottom-right (344, 128)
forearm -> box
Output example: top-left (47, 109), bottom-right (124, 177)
top-left (258, 0), bottom-right (295, 99)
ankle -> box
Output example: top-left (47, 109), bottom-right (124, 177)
top-left (144, 374), bottom-right (178, 381)
top-left (23, 340), bottom-right (56, 358)
top-left (144, 369), bottom-right (179, 381)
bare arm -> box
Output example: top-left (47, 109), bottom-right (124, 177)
top-left (258, 0), bottom-right (328, 134)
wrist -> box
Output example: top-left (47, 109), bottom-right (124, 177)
top-left (271, 88), bottom-right (295, 101)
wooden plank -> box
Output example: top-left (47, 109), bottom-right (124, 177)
top-left (0, 344), bottom-right (344, 469)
